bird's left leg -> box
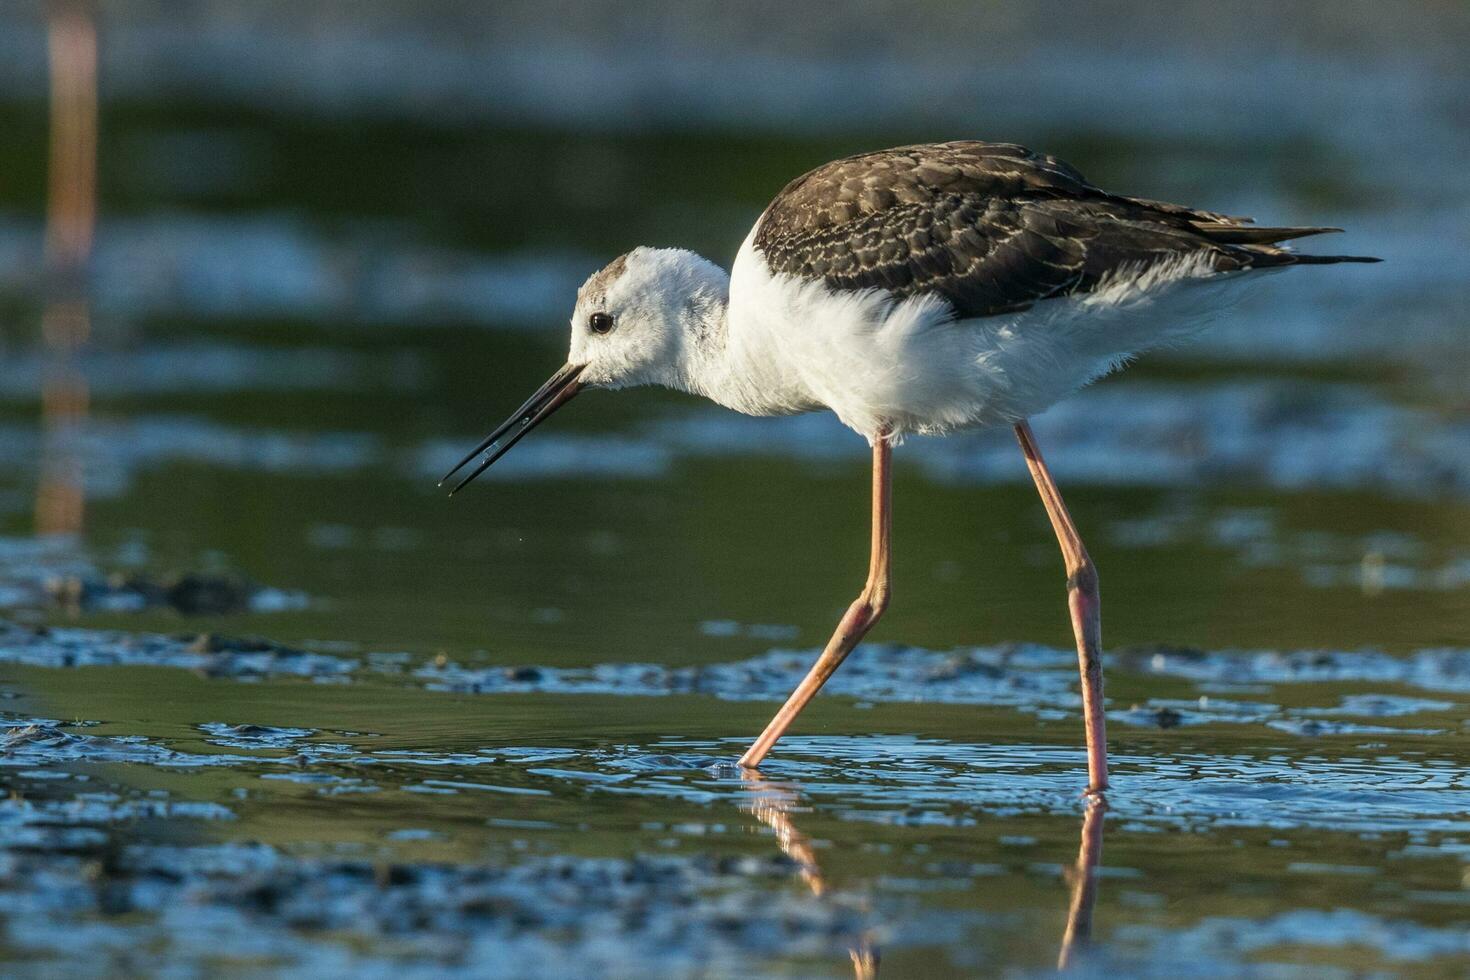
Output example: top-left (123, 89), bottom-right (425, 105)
top-left (1015, 420), bottom-right (1109, 793)
top-left (738, 433), bottom-right (893, 768)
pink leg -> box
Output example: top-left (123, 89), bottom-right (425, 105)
top-left (1015, 421), bottom-right (1109, 793)
top-left (739, 435), bottom-right (893, 768)
top-left (1057, 794), bottom-right (1107, 969)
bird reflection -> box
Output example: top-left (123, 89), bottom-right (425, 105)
top-left (739, 771), bottom-right (1107, 976)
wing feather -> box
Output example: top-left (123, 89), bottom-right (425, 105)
top-left (753, 141), bottom-right (1373, 318)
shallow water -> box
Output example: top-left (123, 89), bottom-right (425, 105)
top-left (1, 5), bottom-right (1468, 976)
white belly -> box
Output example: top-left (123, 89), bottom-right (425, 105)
top-left (725, 229), bottom-right (1257, 440)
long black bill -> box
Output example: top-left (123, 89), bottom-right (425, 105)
top-left (439, 362), bottom-right (585, 495)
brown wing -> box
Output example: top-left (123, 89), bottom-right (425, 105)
top-left (752, 141), bottom-right (1373, 318)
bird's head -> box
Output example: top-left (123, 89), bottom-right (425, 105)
top-left (440, 247), bottom-right (729, 493)
top-left (568, 247), bottom-right (729, 388)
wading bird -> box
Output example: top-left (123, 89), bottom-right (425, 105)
top-left (441, 141), bottom-right (1376, 792)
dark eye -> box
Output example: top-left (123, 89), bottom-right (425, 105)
top-left (588, 312), bottom-right (615, 335)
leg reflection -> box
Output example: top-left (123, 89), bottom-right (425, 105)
top-left (740, 770), bottom-right (879, 978)
top-left (739, 772), bottom-right (1105, 976)
top-left (36, 0), bottom-right (98, 540)
top-left (1057, 793), bottom-right (1107, 970)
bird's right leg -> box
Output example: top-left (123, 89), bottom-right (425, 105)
top-left (1014, 420), bottom-right (1109, 793)
top-left (738, 434), bottom-right (893, 768)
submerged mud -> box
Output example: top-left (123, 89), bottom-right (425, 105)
top-left (417, 642), bottom-right (1469, 739)
top-left (0, 840), bottom-right (866, 977)
top-left (0, 535), bottom-right (311, 620)
top-left (4, 613), bottom-right (1464, 738)
top-left (2, 701), bottom-right (1467, 975)
top-left (2, 600), bottom-right (1467, 978)
top-left (0, 620), bottom-right (354, 679)
top-left (0, 722), bottom-right (874, 978)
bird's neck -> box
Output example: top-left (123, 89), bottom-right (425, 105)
top-left (646, 262), bottom-right (736, 401)
top-left (671, 285), bottom-right (732, 392)
top-left (643, 252), bottom-right (809, 417)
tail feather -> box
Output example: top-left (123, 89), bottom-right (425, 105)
top-left (1283, 253), bottom-right (1382, 264)
top-left (1194, 222), bottom-right (1342, 245)
top-left (1194, 221), bottom-right (1380, 263)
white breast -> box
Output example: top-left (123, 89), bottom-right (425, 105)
top-left (724, 228), bottom-right (1259, 441)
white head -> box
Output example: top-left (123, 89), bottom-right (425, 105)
top-left (568, 246), bottom-right (730, 389)
top-left (439, 246), bottom-right (730, 493)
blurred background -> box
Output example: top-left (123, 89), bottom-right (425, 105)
top-left (0, 3), bottom-right (1468, 974)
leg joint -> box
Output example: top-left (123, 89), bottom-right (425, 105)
top-left (1067, 560), bottom-right (1099, 599)
top-left (855, 580), bottom-right (891, 622)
